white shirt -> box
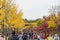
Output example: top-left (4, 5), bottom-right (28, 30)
top-left (0, 37), bottom-right (5, 40)
top-left (37, 35), bottom-right (40, 38)
top-left (54, 36), bottom-right (59, 40)
top-left (0, 35), bottom-right (5, 40)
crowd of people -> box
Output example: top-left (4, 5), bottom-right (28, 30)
top-left (0, 31), bottom-right (60, 40)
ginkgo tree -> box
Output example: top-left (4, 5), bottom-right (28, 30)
top-left (0, 0), bottom-right (25, 34)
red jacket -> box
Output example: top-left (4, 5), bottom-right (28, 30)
top-left (42, 35), bottom-right (47, 39)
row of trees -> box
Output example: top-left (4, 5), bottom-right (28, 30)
top-left (0, 0), bottom-right (60, 36)
top-left (0, 0), bottom-right (25, 35)
top-left (34, 6), bottom-right (60, 36)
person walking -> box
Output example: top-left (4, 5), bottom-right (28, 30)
top-left (53, 34), bottom-right (59, 40)
top-left (37, 34), bottom-right (42, 40)
top-left (47, 34), bottom-right (53, 40)
top-left (29, 32), bottom-right (33, 40)
top-left (18, 33), bottom-right (23, 40)
top-left (42, 34), bottom-right (47, 40)
top-left (0, 34), bottom-right (5, 40)
top-left (22, 33), bottom-right (28, 40)
top-left (33, 33), bottom-right (37, 40)
top-left (8, 31), bottom-right (19, 40)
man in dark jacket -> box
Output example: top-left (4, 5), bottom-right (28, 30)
top-left (22, 33), bottom-right (28, 40)
top-left (29, 32), bottom-right (33, 40)
top-left (8, 31), bottom-right (19, 40)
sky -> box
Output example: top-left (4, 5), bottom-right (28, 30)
top-left (15, 0), bottom-right (60, 20)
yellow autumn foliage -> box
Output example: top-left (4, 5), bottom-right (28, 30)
top-left (0, 9), bottom-right (6, 20)
top-left (0, 0), bottom-right (25, 31)
top-left (47, 21), bottom-right (56, 28)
